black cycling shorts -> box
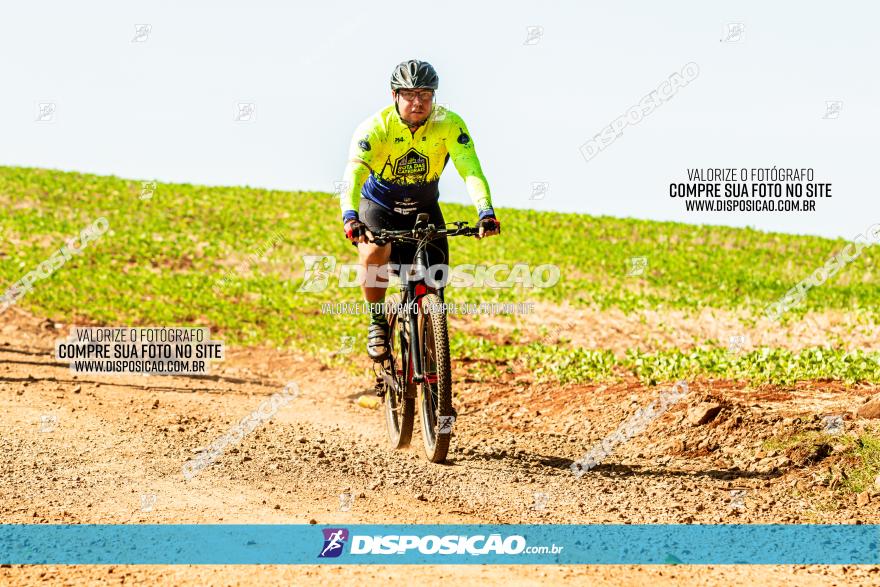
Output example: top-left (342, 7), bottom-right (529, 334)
top-left (356, 198), bottom-right (449, 270)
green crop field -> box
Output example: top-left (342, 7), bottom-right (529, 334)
top-left (2, 166), bottom-right (879, 386)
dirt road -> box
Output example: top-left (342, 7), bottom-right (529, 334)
top-left (1, 306), bottom-right (878, 585)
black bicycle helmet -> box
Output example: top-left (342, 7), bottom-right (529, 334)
top-left (390, 60), bottom-right (439, 91)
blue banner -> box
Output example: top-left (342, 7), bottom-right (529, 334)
top-left (1, 524), bottom-right (877, 565)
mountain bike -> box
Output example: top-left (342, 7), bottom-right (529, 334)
top-left (370, 213), bottom-right (480, 463)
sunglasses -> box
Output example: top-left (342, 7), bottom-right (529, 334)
top-left (397, 89), bottom-right (435, 102)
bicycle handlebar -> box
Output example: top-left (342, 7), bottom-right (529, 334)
top-left (368, 221), bottom-right (481, 246)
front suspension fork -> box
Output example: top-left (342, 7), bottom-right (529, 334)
top-left (407, 290), bottom-right (424, 384)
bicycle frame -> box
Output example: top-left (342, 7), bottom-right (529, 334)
top-left (400, 245), bottom-right (438, 385)
top-left (373, 215), bottom-right (476, 392)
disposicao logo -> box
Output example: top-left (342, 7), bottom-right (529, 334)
top-left (317, 530), bottom-right (535, 557)
top-left (318, 528), bottom-right (349, 558)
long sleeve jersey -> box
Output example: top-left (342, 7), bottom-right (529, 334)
top-left (340, 103), bottom-right (495, 222)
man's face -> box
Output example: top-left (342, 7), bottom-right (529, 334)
top-left (393, 88), bottom-right (434, 126)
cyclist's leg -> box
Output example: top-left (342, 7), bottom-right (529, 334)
top-left (359, 199), bottom-right (395, 359)
top-left (358, 198), bottom-right (396, 300)
top-left (357, 241), bottom-right (391, 306)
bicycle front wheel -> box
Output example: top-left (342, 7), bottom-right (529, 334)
top-left (417, 293), bottom-right (453, 463)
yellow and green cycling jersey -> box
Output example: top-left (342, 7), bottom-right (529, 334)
top-left (340, 104), bottom-right (495, 222)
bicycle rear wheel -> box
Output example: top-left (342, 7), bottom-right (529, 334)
top-left (417, 293), bottom-right (453, 463)
top-left (383, 293), bottom-right (414, 448)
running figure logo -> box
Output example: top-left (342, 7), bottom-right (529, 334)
top-left (318, 528), bottom-right (349, 558)
top-left (299, 255), bottom-right (337, 293)
top-left (437, 415), bottom-right (456, 435)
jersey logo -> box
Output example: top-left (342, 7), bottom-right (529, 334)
top-left (393, 148), bottom-right (428, 177)
top-left (394, 137), bottom-right (405, 143)
top-left (358, 137), bottom-right (371, 151)
top-left (457, 128), bottom-right (470, 145)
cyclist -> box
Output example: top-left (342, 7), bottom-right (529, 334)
top-left (339, 59), bottom-right (500, 361)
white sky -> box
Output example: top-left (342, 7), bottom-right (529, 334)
top-left (2, 1), bottom-right (877, 239)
